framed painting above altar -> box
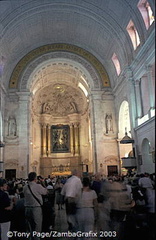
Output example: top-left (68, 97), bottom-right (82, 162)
top-left (51, 125), bottom-right (70, 153)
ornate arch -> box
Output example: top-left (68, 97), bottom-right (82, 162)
top-left (9, 43), bottom-right (110, 90)
top-left (104, 155), bottom-right (118, 163)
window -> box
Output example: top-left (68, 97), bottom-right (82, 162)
top-left (126, 20), bottom-right (140, 50)
top-left (138, 0), bottom-right (155, 29)
top-left (111, 53), bottom-right (121, 75)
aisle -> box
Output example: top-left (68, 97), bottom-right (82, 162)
top-left (54, 207), bottom-right (68, 232)
top-left (52, 205), bottom-right (99, 240)
top-left (52, 204), bottom-right (150, 240)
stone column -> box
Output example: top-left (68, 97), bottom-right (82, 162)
top-left (125, 69), bottom-right (139, 170)
top-left (70, 123), bottom-right (74, 155)
top-left (146, 65), bottom-right (155, 109)
top-left (41, 123), bottom-right (47, 157)
top-left (89, 92), bottom-right (100, 173)
top-left (134, 79), bottom-right (143, 118)
top-left (17, 92), bottom-right (30, 178)
top-left (0, 84), bottom-right (5, 178)
top-left (74, 123), bottom-right (80, 155)
top-left (125, 68), bottom-right (137, 129)
top-left (47, 124), bottom-right (51, 156)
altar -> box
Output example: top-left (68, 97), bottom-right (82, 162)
top-left (40, 155), bottom-right (81, 177)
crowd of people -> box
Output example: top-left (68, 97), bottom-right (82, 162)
top-left (0, 170), bottom-right (155, 240)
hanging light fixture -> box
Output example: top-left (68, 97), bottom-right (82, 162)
top-left (120, 128), bottom-right (134, 144)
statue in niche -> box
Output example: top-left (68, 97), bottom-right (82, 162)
top-left (105, 113), bottom-right (113, 134)
top-left (7, 116), bottom-right (17, 137)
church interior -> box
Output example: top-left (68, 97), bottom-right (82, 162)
top-left (0, 0), bottom-right (155, 179)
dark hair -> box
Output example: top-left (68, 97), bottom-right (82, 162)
top-left (0, 178), bottom-right (6, 187)
top-left (37, 175), bottom-right (43, 180)
top-left (82, 177), bottom-right (91, 187)
top-left (28, 172), bottom-right (37, 182)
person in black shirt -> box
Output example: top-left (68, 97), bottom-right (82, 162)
top-left (0, 178), bottom-right (13, 240)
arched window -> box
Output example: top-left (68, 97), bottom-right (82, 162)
top-left (126, 20), bottom-right (140, 50)
top-left (118, 101), bottom-right (131, 139)
top-left (111, 53), bottom-right (121, 76)
top-left (138, 0), bottom-right (155, 30)
top-left (118, 101), bottom-right (132, 160)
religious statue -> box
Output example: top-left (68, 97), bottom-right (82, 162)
top-left (8, 116), bottom-right (17, 137)
top-left (105, 113), bottom-right (113, 134)
top-left (69, 101), bottom-right (77, 113)
top-left (42, 102), bottom-right (51, 114)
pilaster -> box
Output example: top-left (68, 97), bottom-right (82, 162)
top-left (134, 79), bottom-right (143, 118)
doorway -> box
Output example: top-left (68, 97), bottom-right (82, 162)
top-left (5, 169), bottom-right (16, 180)
top-left (107, 165), bottom-right (118, 176)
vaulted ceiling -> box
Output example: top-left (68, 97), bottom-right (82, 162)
top-left (0, 0), bottom-right (155, 90)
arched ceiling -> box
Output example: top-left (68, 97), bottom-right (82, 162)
top-left (0, 0), bottom-right (154, 90)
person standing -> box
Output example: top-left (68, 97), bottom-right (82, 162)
top-left (76, 177), bottom-right (98, 236)
top-left (138, 173), bottom-right (154, 204)
top-left (54, 178), bottom-right (64, 210)
top-left (0, 179), bottom-right (13, 240)
top-left (61, 169), bottom-right (82, 231)
top-left (23, 172), bottom-right (47, 240)
top-left (91, 173), bottom-right (102, 202)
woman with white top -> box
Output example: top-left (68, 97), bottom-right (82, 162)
top-left (76, 177), bottom-right (98, 236)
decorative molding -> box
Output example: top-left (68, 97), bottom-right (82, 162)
top-left (32, 83), bottom-right (88, 117)
top-left (9, 43), bottom-right (110, 89)
top-left (104, 155), bottom-right (118, 162)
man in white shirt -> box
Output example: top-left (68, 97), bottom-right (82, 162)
top-left (138, 173), bottom-right (153, 203)
top-left (61, 169), bottom-right (82, 231)
top-left (23, 172), bottom-right (47, 240)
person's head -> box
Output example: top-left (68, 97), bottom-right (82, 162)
top-left (72, 169), bottom-right (82, 178)
top-left (94, 172), bottom-right (101, 181)
top-left (0, 178), bottom-right (7, 190)
top-left (28, 172), bottom-right (37, 182)
top-left (140, 173), bottom-right (145, 178)
top-left (82, 177), bottom-right (91, 188)
top-left (144, 172), bottom-right (149, 177)
top-left (57, 178), bottom-right (61, 183)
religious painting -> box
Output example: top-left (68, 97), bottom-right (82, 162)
top-left (51, 125), bottom-right (70, 153)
